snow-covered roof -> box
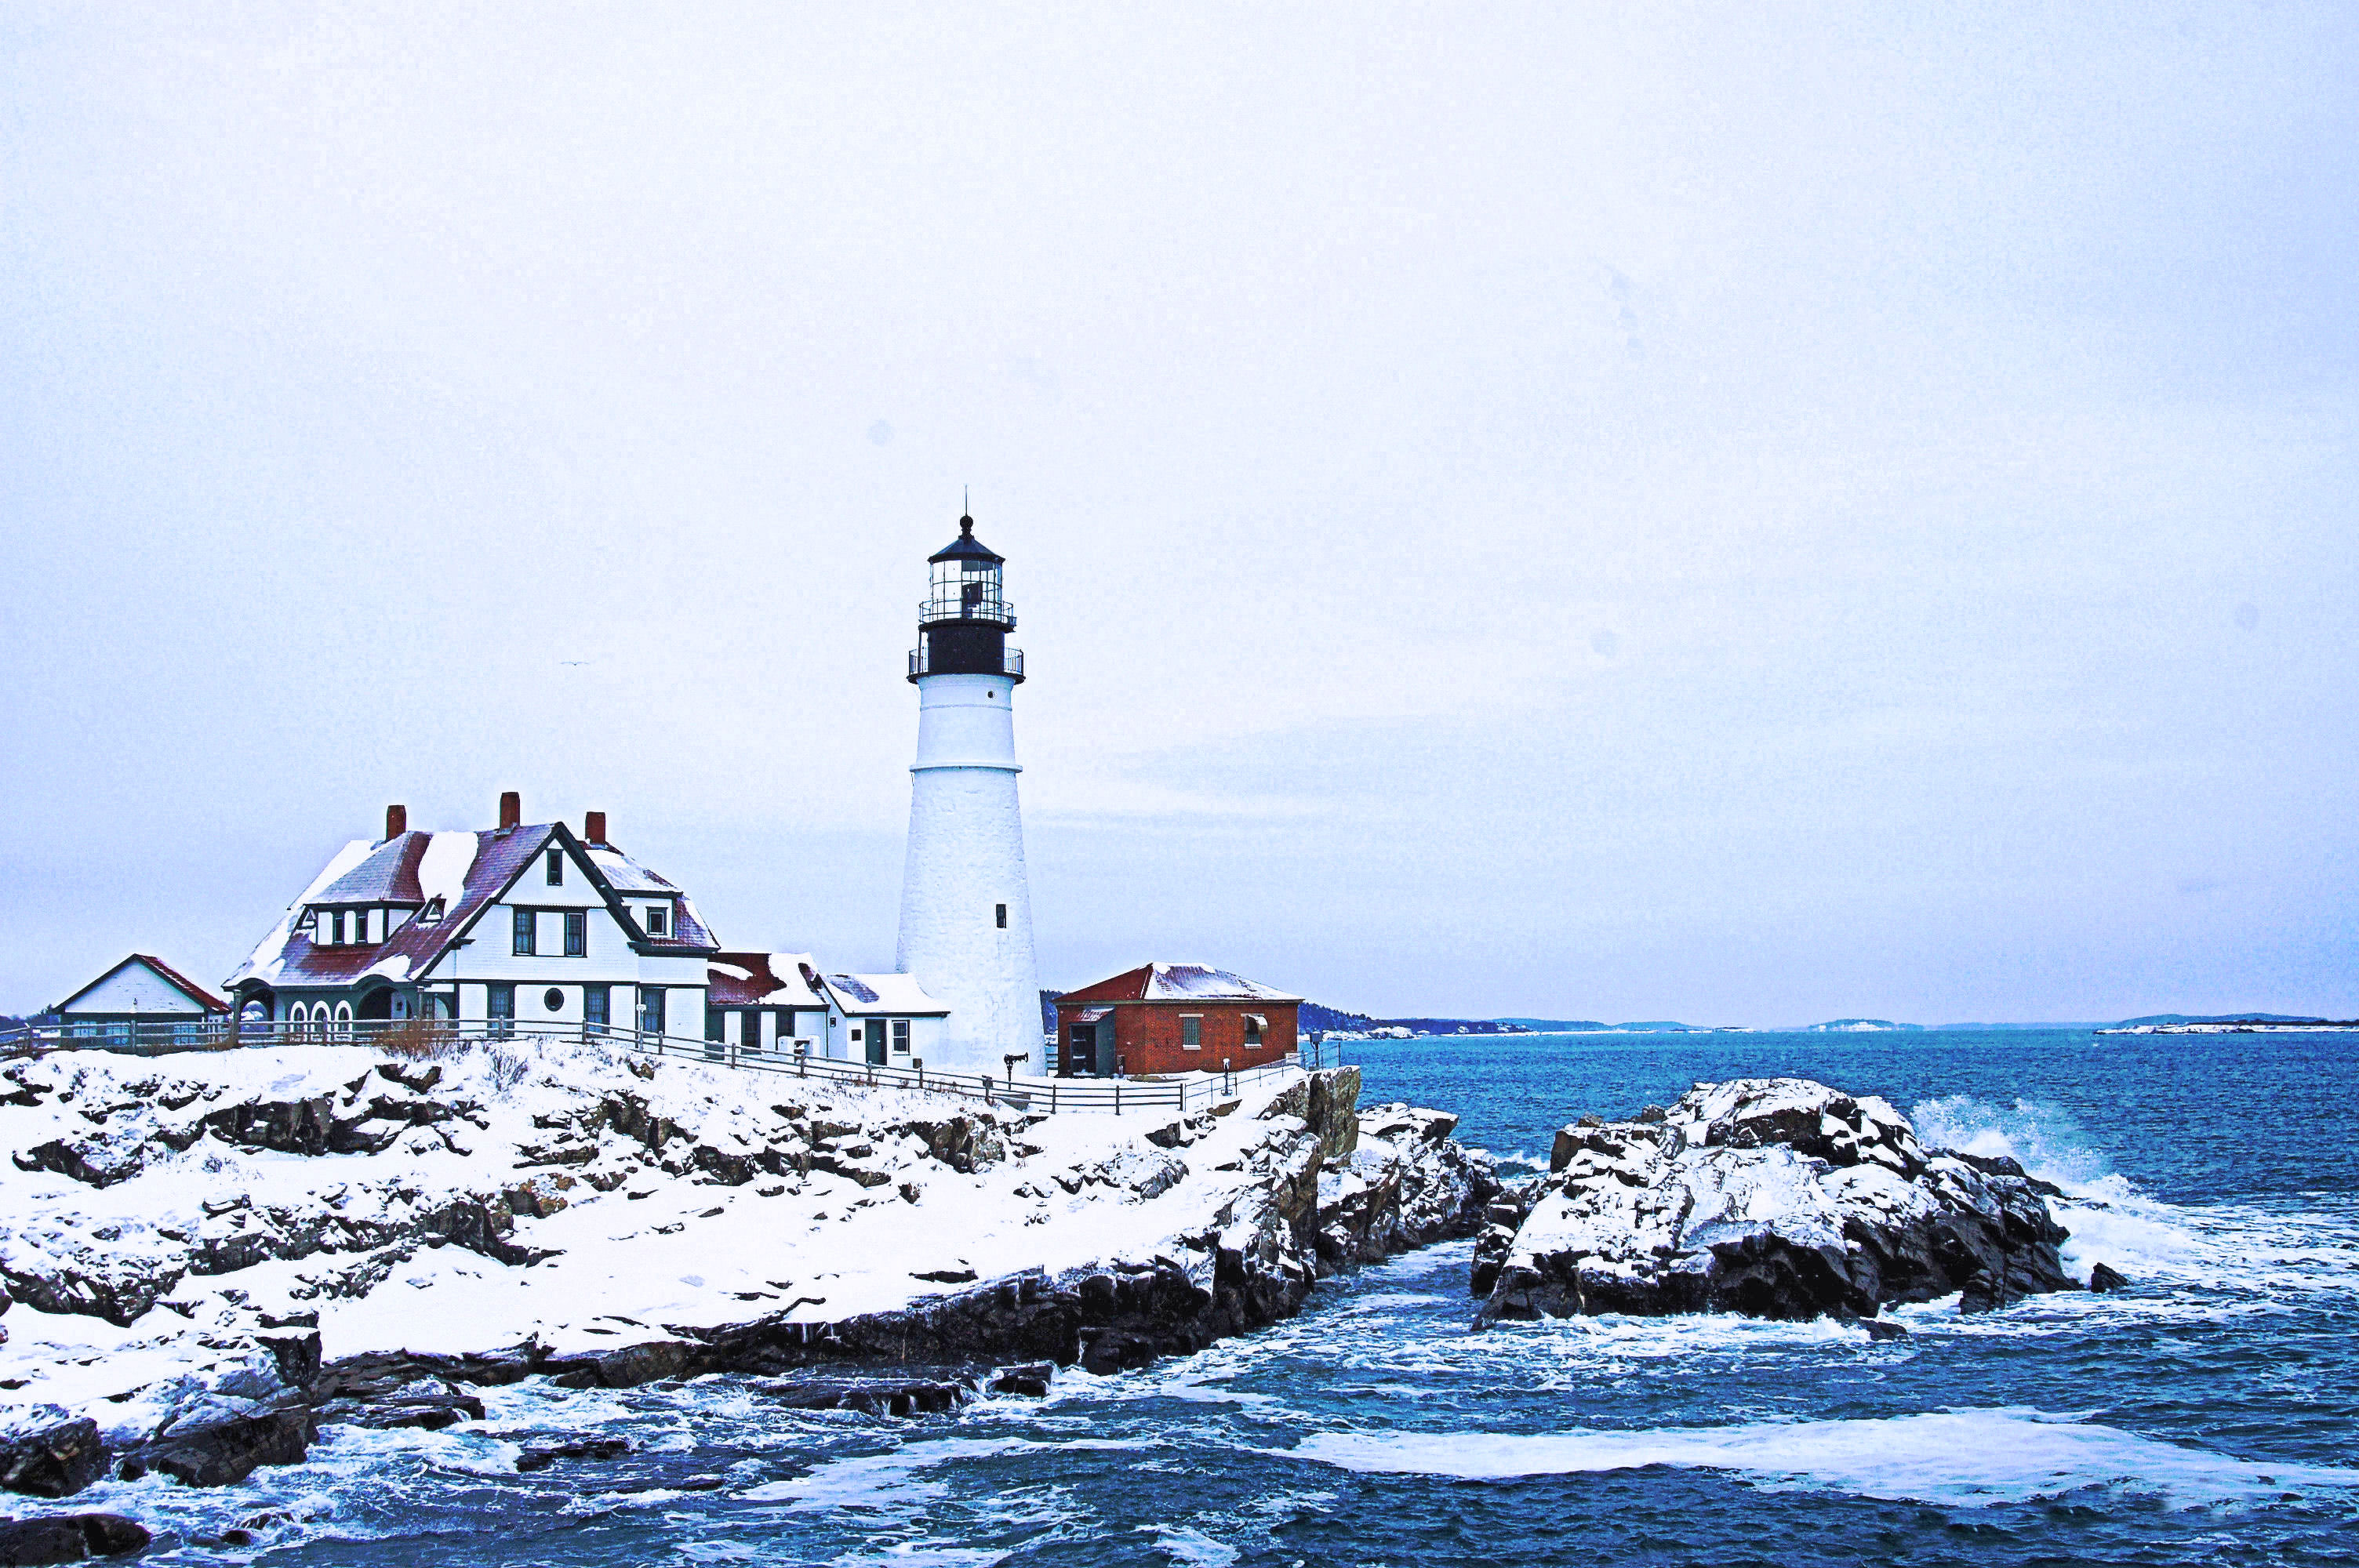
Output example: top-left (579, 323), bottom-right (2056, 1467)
top-left (707, 953), bottom-right (828, 1008)
top-left (585, 846), bottom-right (681, 894)
top-left (312, 833), bottom-right (434, 904)
top-left (822, 973), bottom-right (950, 1017)
top-left (1057, 963), bottom-right (1303, 1007)
top-left (227, 823), bottom-right (717, 993)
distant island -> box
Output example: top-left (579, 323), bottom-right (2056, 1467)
top-left (1794, 1019), bottom-right (1928, 1033)
top-left (2096, 1014), bottom-right (2358, 1035)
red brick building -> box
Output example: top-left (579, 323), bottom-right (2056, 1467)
top-left (1052, 963), bottom-right (1302, 1077)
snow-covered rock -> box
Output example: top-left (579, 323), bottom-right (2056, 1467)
top-left (1475, 1077), bottom-right (2074, 1324)
top-left (1, 1042), bottom-right (1489, 1494)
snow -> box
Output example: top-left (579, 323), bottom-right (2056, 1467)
top-left (827, 973), bottom-right (949, 1014)
top-left (1141, 964), bottom-right (1298, 1002)
top-left (584, 846), bottom-right (678, 892)
top-left (1503, 1079), bottom-right (1946, 1287)
top-left (413, 830), bottom-right (480, 915)
top-left (0, 1040), bottom-right (1317, 1441)
top-left (229, 840), bottom-right (375, 985)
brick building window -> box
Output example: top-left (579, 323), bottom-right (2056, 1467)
top-left (1181, 1015), bottom-right (1202, 1051)
top-left (1243, 1013), bottom-right (1265, 1046)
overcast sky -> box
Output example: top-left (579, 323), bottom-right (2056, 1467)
top-left (4, 4), bottom-right (2354, 1024)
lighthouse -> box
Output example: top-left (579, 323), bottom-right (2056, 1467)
top-left (894, 511), bottom-right (1042, 1075)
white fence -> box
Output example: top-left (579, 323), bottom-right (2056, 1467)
top-left (0, 1017), bottom-right (1343, 1117)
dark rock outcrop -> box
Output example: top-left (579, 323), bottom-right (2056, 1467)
top-left (116, 1405), bottom-right (316, 1488)
top-left (1315, 1101), bottom-right (1501, 1271)
top-left (0, 1420), bottom-right (105, 1499)
top-left (2088, 1261), bottom-right (2128, 1293)
top-left (514, 1437), bottom-right (630, 1472)
top-left (758, 1375), bottom-right (969, 1415)
top-left (0, 1513), bottom-right (149, 1564)
top-left (1478, 1078), bottom-right (2076, 1324)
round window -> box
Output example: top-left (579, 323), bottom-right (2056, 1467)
top-left (543, 988), bottom-right (565, 1012)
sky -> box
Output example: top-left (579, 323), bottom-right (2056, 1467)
top-left (3, 3), bottom-right (2354, 1025)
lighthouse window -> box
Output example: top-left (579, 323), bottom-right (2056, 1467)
top-left (995, 904), bottom-right (1008, 929)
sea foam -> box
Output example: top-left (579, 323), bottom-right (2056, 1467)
top-left (1285, 1408), bottom-right (2359, 1508)
top-left (1912, 1094), bottom-right (2359, 1301)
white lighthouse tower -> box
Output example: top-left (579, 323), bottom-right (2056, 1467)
top-left (894, 511), bottom-right (1042, 1075)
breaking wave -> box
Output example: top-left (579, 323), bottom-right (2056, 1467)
top-left (1285, 1408), bottom-right (2359, 1508)
top-left (1911, 1094), bottom-right (2359, 1301)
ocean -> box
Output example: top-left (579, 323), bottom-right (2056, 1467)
top-left (54, 1029), bottom-right (2359, 1564)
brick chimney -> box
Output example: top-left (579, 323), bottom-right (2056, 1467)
top-left (584, 811), bottom-right (608, 845)
top-left (499, 790), bottom-right (522, 832)
top-left (385, 804), bottom-right (408, 840)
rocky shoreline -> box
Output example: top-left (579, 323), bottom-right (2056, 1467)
top-left (3, 1049), bottom-right (2101, 1551)
top-left (2, 1048), bottom-right (1499, 1510)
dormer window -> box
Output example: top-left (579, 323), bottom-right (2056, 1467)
top-left (332, 909), bottom-right (347, 946)
top-left (547, 848), bottom-right (564, 886)
top-left (645, 904), bottom-right (669, 937)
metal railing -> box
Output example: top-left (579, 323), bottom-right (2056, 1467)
top-left (0, 1016), bottom-right (1339, 1117)
top-left (907, 645), bottom-right (1023, 680)
top-left (918, 588), bottom-right (1015, 626)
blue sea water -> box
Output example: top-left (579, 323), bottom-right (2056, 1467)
top-left (52, 1031), bottom-right (2359, 1564)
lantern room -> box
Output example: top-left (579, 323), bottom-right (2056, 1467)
top-left (911, 514), bottom-right (1025, 681)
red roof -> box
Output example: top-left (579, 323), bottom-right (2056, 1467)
top-left (135, 955), bottom-right (231, 1012)
top-left (1056, 963), bottom-right (1302, 1007)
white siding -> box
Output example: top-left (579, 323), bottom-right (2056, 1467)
top-left (60, 961), bottom-right (213, 1017)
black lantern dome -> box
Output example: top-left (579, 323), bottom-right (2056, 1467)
top-left (911, 514), bottom-right (1025, 682)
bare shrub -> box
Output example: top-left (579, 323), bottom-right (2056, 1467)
top-left (484, 1046), bottom-right (533, 1093)
top-left (377, 1018), bottom-right (464, 1060)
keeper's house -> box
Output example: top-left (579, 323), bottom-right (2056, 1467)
top-left (1052, 964), bottom-right (1301, 1077)
top-left (225, 794), bottom-right (719, 1035)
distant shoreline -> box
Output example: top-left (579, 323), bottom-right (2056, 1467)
top-left (2094, 1021), bottom-right (2359, 1035)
